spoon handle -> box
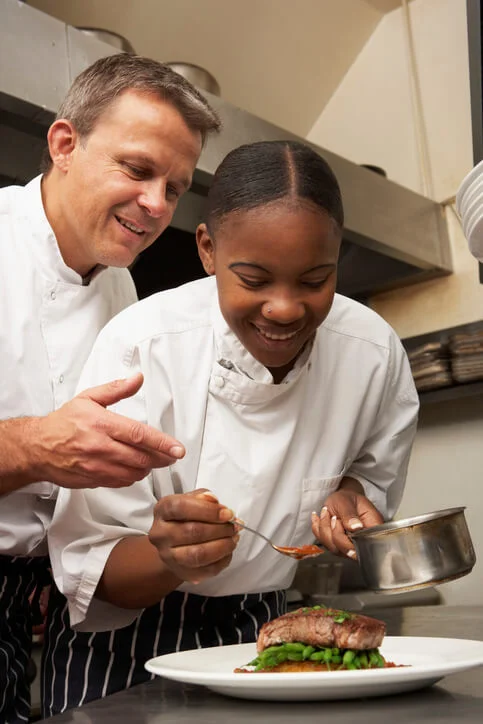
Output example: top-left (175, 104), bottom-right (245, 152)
top-left (232, 519), bottom-right (274, 546)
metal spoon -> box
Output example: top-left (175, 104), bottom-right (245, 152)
top-left (233, 519), bottom-right (324, 560)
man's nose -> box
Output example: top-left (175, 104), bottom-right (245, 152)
top-left (138, 182), bottom-right (170, 218)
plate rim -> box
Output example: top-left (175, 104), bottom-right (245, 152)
top-left (145, 635), bottom-right (483, 688)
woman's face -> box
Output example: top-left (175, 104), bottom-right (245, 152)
top-left (197, 200), bottom-right (342, 382)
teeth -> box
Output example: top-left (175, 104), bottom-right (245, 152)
top-left (118, 218), bottom-right (144, 234)
top-left (258, 328), bottom-right (299, 341)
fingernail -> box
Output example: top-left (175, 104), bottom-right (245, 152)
top-left (320, 506), bottom-right (328, 518)
top-left (347, 549), bottom-right (357, 559)
top-left (331, 515), bottom-right (337, 530)
top-left (169, 445), bottom-right (185, 458)
top-left (348, 518), bottom-right (363, 530)
top-left (233, 522), bottom-right (242, 533)
top-left (311, 511), bottom-right (319, 522)
top-left (232, 534), bottom-right (240, 545)
top-left (196, 491), bottom-right (219, 502)
top-left (219, 507), bottom-right (235, 522)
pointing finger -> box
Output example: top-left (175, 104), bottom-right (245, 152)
top-left (101, 410), bottom-right (185, 461)
top-left (78, 373), bottom-right (144, 408)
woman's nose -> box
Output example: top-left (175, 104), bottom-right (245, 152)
top-left (262, 297), bottom-right (305, 323)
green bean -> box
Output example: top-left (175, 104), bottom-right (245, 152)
top-left (303, 645), bottom-right (315, 660)
top-left (310, 650), bottom-right (327, 661)
top-left (285, 642), bottom-right (306, 652)
top-left (358, 653), bottom-right (369, 669)
top-left (323, 649), bottom-right (333, 663)
top-left (342, 650), bottom-right (356, 666)
top-left (287, 652), bottom-right (304, 661)
top-left (369, 651), bottom-right (380, 667)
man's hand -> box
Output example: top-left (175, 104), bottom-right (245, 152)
top-left (14, 372), bottom-right (185, 490)
top-left (311, 478), bottom-right (383, 559)
top-left (148, 490), bottom-right (238, 584)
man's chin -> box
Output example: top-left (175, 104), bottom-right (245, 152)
top-left (101, 247), bottom-right (142, 269)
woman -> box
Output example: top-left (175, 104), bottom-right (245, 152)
top-left (44, 140), bottom-right (418, 715)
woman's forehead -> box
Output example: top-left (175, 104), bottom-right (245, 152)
top-left (213, 202), bottom-right (341, 266)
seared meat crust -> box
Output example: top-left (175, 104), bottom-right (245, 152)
top-left (257, 607), bottom-right (385, 652)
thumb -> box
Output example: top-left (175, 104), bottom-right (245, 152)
top-left (77, 372), bottom-right (144, 408)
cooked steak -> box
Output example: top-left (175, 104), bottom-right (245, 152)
top-left (257, 606), bottom-right (385, 652)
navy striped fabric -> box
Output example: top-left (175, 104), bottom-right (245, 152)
top-left (41, 585), bottom-right (286, 717)
top-left (0, 556), bottom-right (50, 724)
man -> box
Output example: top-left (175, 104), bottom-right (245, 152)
top-left (0, 52), bottom-right (220, 723)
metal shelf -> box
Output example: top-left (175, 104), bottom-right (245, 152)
top-left (402, 321), bottom-right (483, 405)
top-left (418, 380), bottom-right (483, 405)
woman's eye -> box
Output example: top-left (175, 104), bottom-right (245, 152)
top-left (238, 276), bottom-right (267, 288)
top-left (303, 279), bottom-right (328, 289)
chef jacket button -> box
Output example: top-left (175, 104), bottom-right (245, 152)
top-left (50, 290), bottom-right (56, 300)
top-left (214, 376), bottom-right (225, 388)
top-left (59, 374), bottom-right (64, 384)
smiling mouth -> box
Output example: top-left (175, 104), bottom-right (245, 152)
top-left (255, 326), bottom-right (301, 342)
top-left (116, 216), bottom-right (146, 235)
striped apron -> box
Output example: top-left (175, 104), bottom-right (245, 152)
top-left (0, 555), bottom-right (51, 724)
top-left (41, 584), bottom-right (286, 717)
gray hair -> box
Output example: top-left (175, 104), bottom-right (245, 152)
top-left (41, 53), bottom-right (221, 171)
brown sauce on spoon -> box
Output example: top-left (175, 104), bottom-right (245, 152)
top-left (276, 544), bottom-right (324, 559)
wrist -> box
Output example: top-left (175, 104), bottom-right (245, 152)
top-left (0, 416), bottom-right (44, 493)
top-left (338, 475), bottom-right (364, 495)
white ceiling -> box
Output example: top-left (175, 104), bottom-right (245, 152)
top-left (28, 0), bottom-right (405, 137)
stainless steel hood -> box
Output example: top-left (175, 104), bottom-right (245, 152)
top-left (0, 0), bottom-right (452, 299)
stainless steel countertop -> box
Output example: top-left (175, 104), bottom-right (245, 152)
top-left (38, 606), bottom-right (483, 723)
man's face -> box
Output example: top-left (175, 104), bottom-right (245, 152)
top-left (197, 201), bottom-right (341, 382)
top-left (47, 89), bottom-right (202, 276)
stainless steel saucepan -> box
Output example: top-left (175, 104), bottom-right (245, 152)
top-left (349, 506), bottom-right (476, 594)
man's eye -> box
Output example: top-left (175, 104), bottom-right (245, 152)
top-left (166, 185), bottom-right (180, 200)
top-left (124, 163), bottom-right (147, 178)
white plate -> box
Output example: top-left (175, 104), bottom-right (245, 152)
top-left (145, 637), bottom-right (483, 701)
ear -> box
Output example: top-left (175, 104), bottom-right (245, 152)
top-left (196, 223), bottom-right (216, 276)
top-left (47, 119), bottom-right (79, 173)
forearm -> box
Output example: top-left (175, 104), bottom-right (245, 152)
top-left (0, 417), bottom-right (43, 495)
top-left (95, 535), bottom-right (183, 609)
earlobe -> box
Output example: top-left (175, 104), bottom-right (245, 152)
top-left (196, 224), bottom-right (216, 276)
top-left (47, 119), bottom-right (78, 172)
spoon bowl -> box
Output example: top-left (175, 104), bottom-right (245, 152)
top-left (234, 519), bottom-right (324, 560)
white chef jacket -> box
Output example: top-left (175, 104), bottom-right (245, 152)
top-left (0, 176), bottom-right (137, 556)
top-left (49, 275), bottom-right (419, 631)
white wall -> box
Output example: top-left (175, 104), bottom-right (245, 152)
top-left (308, 0), bottom-right (483, 604)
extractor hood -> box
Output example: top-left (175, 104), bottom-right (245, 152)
top-left (0, 0), bottom-right (452, 300)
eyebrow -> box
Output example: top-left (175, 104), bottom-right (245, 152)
top-left (229, 262), bottom-right (336, 273)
